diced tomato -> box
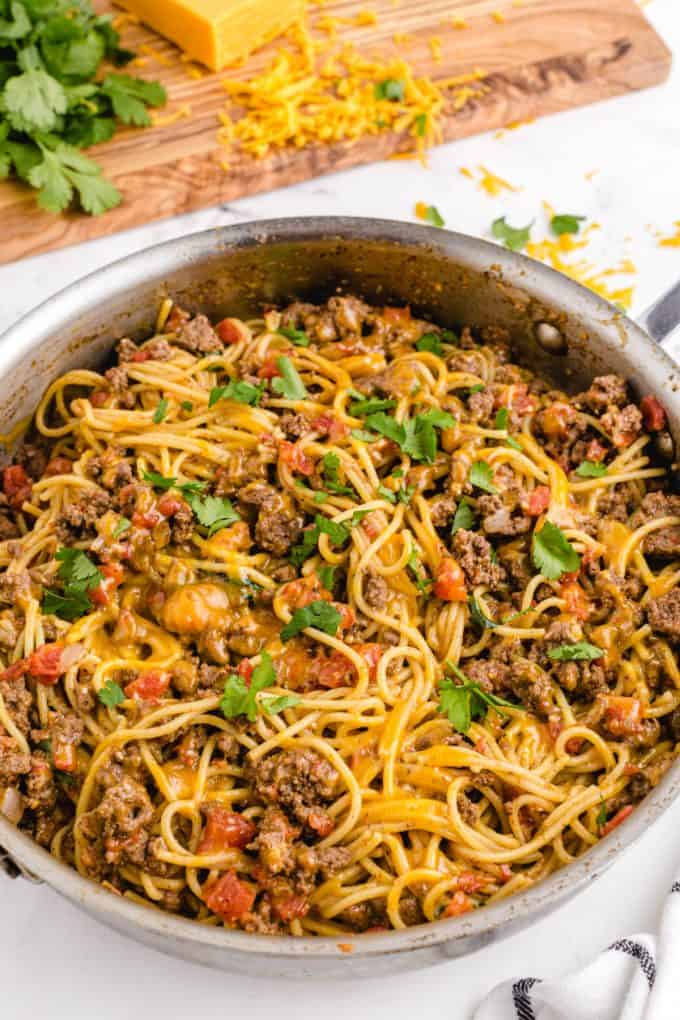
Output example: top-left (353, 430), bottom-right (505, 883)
top-left (315, 651), bottom-right (352, 689)
top-left (354, 643), bottom-right (383, 681)
top-left (382, 305), bottom-right (411, 324)
top-left (600, 804), bottom-right (633, 837)
top-left (237, 659), bottom-right (254, 683)
top-left (197, 807), bottom-right (256, 854)
top-left (457, 871), bottom-right (488, 894)
top-left (157, 493), bottom-right (184, 518)
top-left (433, 558), bottom-right (467, 602)
top-left (0, 659), bottom-right (27, 683)
top-left (52, 742), bottom-right (77, 773)
top-left (585, 439), bottom-right (608, 463)
top-left (26, 643), bottom-right (65, 685)
top-left (280, 574), bottom-right (332, 609)
top-left (640, 395), bottom-right (667, 432)
top-left (603, 696), bottom-right (642, 737)
top-left (90, 563), bottom-right (124, 607)
top-left (565, 737), bottom-right (584, 754)
top-left (307, 809), bottom-right (334, 837)
top-left (509, 383), bottom-right (537, 417)
top-left (258, 353), bottom-right (289, 379)
top-left (2, 465), bottom-right (31, 511)
top-left (90, 390), bottom-right (110, 407)
top-left (124, 669), bottom-right (170, 702)
top-left (131, 350), bottom-right (153, 363)
top-left (131, 506), bottom-right (163, 529)
top-left (334, 603), bottom-right (355, 632)
top-left (204, 871), bottom-right (256, 922)
top-left (43, 457), bottom-right (73, 477)
top-left (526, 486), bottom-right (550, 517)
top-left (216, 318), bottom-right (243, 345)
top-left (279, 440), bottom-right (314, 477)
top-left (498, 865), bottom-right (512, 884)
top-left (312, 414), bottom-right (348, 441)
top-left (444, 891), bottom-right (473, 918)
top-left (560, 579), bottom-right (590, 621)
top-left (165, 305), bottom-right (190, 332)
top-left (271, 893), bottom-right (309, 922)
top-left (540, 401), bottom-right (574, 440)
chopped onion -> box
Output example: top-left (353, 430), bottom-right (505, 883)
top-left (60, 643), bottom-right (85, 672)
top-left (1, 786), bottom-right (24, 824)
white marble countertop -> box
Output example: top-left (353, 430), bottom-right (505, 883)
top-left (2, 2), bottom-right (680, 1017)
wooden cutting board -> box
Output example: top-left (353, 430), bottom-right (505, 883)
top-left (0, 0), bottom-right (671, 266)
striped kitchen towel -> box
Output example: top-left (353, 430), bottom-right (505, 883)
top-left (474, 879), bottom-right (680, 1020)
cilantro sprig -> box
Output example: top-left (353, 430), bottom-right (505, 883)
top-left (219, 652), bottom-right (300, 721)
top-left (532, 521), bottom-right (580, 580)
top-left (142, 470), bottom-right (238, 537)
top-left (0, 1), bottom-right (166, 214)
top-left (547, 641), bottom-right (603, 662)
top-left (98, 679), bottom-right (125, 708)
top-left (362, 408), bottom-right (455, 464)
top-left (438, 662), bottom-right (522, 734)
top-left (280, 600), bottom-right (342, 641)
top-left (209, 379), bottom-right (265, 408)
top-left (42, 547), bottom-right (102, 621)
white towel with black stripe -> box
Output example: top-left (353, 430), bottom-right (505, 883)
top-left (474, 879), bottom-right (680, 1020)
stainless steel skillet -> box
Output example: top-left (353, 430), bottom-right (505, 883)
top-left (0, 217), bottom-right (679, 978)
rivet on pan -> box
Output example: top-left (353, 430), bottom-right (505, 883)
top-left (654, 431), bottom-right (675, 462)
top-left (535, 322), bottom-right (567, 354)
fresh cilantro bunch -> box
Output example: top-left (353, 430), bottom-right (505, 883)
top-left (0, 0), bottom-right (166, 214)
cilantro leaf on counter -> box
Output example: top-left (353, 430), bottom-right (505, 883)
top-left (531, 521), bottom-right (581, 579)
top-left (551, 214), bottom-right (586, 237)
top-left (420, 204), bottom-right (445, 228)
top-left (491, 217), bottom-right (532, 252)
top-left (280, 600), bottom-right (342, 641)
top-left (0, 1), bottom-right (165, 214)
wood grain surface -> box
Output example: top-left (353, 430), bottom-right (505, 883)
top-left (0, 0), bottom-right (671, 265)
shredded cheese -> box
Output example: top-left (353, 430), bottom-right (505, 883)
top-left (527, 230), bottom-right (636, 309)
top-left (459, 165), bottom-right (520, 196)
top-left (658, 221), bottom-right (680, 248)
top-left (217, 17), bottom-right (486, 164)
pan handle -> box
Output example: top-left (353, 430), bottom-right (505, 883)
top-left (637, 279), bottom-right (680, 347)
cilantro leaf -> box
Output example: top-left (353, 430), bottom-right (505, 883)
top-left (142, 471), bottom-right (206, 497)
top-left (420, 204), bottom-right (445, 228)
top-left (290, 514), bottom-right (350, 566)
top-left (0, 2), bottom-right (31, 42)
top-left (495, 407), bottom-right (509, 430)
top-left (271, 356), bottom-right (308, 400)
top-left (551, 214), bottom-right (586, 237)
top-left (438, 663), bottom-right (521, 734)
top-left (3, 70), bottom-right (67, 132)
top-left (40, 17), bottom-right (106, 84)
top-left (100, 73), bottom-right (166, 126)
top-left (351, 428), bottom-right (377, 442)
top-left (491, 216), bottom-right (532, 252)
top-left (469, 461), bottom-right (497, 494)
top-left (42, 547), bottom-right (102, 621)
top-left (317, 564), bottom-right (336, 591)
top-left (277, 326), bottom-right (310, 347)
top-left (349, 396), bottom-right (397, 417)
top-left (219, 652), bottom-right (277, 721)
top-left (377, 483), bottom-right (396, 504)
top-left (575, 460), bottom-right (608, 478)
top-left (186, 493), bottom-right (239, 537)
top-left (280, 600), bottom-right (342, 641)
top-left (451, 498), bottom-right (476, 536)
top-left (596, 801), bottom-right (608, 830)
top-left (261, 693), bottom-right (302, 715)
top-left (364, 411), bottom-right (405, 446)
top-left (407, 547), bottom-right (431, 593)
top-left (547, 641), bottom-right (603, 662)
top-left (98, 679), bottom-right (125, 708)
top-left (152, 397), bottom-right (168, 423)
top-left (532, 521), bottom-right (580, 579)
top-left (112, 516), bottom-right (131, 538)
top-left (27, 142), bottom-right (121, 214)
top-left (374, 78), bottom-right (405, 101)
top-left (209, 379), bottom-right (264, 407)
top-left (468, 596), bottom-right (497, 631)
top-left (322, 452), bottom-right (354, 496)
top-left (416, 333), bottom-right (443, 356)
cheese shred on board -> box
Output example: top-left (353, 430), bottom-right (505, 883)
top-left (217, 18), bottom-right (487, 162)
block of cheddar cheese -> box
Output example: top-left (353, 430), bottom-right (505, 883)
top-left (118, 0), bottom-right (305, 71)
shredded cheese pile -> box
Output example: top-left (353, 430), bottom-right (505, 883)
top-left (527, 229), bottom-right (636, 310)
top-left (217, 18), bottom-right (487, 164)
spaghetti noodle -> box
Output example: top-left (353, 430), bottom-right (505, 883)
top-left (0, 295), bottom-right (678, 935)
